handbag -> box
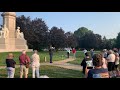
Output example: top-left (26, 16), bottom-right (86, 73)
top-left (25, 62), bottom-right (30, 68)
top-left (25, 55), bottom-right (30, 68)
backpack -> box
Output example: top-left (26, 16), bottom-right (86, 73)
top-left (85, 58), bottom-right (93, 69)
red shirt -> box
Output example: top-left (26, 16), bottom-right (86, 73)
top-left (19, 54), bottom-right (30, 65)
top-left (72, 49), bottom-right (76, 53)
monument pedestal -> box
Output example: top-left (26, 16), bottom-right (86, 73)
top-left (0, 12), bottom-right (33, 52)
top-left (0, 38), bottom-right (31, 52)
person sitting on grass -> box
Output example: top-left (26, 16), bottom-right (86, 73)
top-left (87, 54), bottom-right (109, 78)
top-left (6, 53), bottom-right (16, 78)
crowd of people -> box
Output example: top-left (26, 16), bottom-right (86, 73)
top-left (6, 50), bottom-right (40, 78)
top-left (5, 47), bottom-right (120, 78)
top-left (81, 48), bottom-right (120, 78)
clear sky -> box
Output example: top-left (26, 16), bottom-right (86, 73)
top-left (0, 12), bottom-right (120, 39)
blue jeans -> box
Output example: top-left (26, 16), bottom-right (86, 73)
top-left (32, 66), bottom-right (40, 78)
top-left (7, 67), bottom-right (15, 78)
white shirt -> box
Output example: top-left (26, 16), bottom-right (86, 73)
top-left (66, 48), bottom-right (71, 53)
top-left (115, 57), bottom-right (119, 65)
top-left (107, 54), bottom-right (115, 62)
top-left (31, 53), bottom-right (40, 67)
top-left (83, 50), bottom-right (87, 54)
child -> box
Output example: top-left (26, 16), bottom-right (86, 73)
top-left (6, 53), bottom-right (16, 78)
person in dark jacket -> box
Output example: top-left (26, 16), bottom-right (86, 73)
top-left (6, 53), bottom-right (16, 78)
top-left (49, 45), bottom-right (54, 63)
top-left (81, 52), bottom-right (93, 77)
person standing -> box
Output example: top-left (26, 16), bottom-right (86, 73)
top-left (87, 54), bottom-right (109, 78)
top-left (83, 48), bottom-right (87, 55)
top-left (115, 53), bottom-right (120, 76)
top-left (6, 53), bottom-right (16, 78)
top-left (81, 52), bottom-right (93, 78)
top-left (31, 50), bottom-right (40, 78)
top-left (118, 48), bottom-right (120, 56)
top-left (102, 49), bottom-right (108, 59)
top-left (106, 50), bottom-right (116, 78)
top-left (19, 50), bottom-right (30, 78)
top-left (101, 53), bottom-right (107, 69)
top-left (66, 47), bottom-right (71, 58)
top-left (72, 48), bottom-right (76, 59)
top-left (49, 45), bottom-right (54, 63)
top-left (90, 48), bottom-right (94, 58)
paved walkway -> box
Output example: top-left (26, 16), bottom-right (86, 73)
top-left (0, 57), bottom-right (82, 71)
top-left (41, 57), bottom-right (82, 71)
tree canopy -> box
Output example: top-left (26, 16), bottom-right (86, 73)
top-left (16, 15), bottom-right (118, 51)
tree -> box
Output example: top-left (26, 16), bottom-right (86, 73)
top-left (115, 32), bottom-right (120, 48)
top-left (50, 27), bottom-right (66, 50)
top-left (80, 33), bottom-right (102, 49)
top-left (16, 15), bottom-right (49, 51)
top-left (65, 32), bottom-right (77, 48)
top-left (74, 27), bottom-right (93, 49)
top-left (74, 27), bottom-right (93, 38)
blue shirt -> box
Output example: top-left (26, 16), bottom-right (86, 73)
top-left (87, 68), bottom-right (109, 78)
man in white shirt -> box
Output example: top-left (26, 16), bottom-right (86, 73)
top-left (107, 50), bottom-right (115, 78)
top-left (65, 48), bottom-right (71, 58)
top-left (31, 50), bottom-right (40, 78)
top-left (83, 48), bottom-right (87, 55)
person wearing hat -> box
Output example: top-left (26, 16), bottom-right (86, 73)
top-left (6, 53), bottom-right (16, 78)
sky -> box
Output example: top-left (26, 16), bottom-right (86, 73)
top-left (0, 12), bottom-right (120, 39)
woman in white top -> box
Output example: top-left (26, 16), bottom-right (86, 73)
top-left (31, 50), bottom-right (40, 78)
top-left (115, 53), bottom-right (120, 76)
top-left (107, 50), bottom-right (116, 78)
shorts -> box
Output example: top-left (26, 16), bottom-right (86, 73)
top-left (108, 62), bottom-right (115, 71)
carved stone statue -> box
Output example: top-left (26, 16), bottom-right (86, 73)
top-left (0, 30), bottom-right (4, 38)
top-left (0, 25), bottom-right (9, 38)
top-left (3, 25), bottom-right (9, 38)
top-left (16, 27), bottom-right (24, 39)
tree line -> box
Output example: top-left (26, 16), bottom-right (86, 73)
top-left (16, 15), bottom-right (120, 51)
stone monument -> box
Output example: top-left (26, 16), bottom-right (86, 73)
top-left (0, 12), bottom-right (31, 52)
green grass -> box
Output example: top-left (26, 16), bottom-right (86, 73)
top-left (68, 51), bottom-right (100, 65)
top-left (0, 51), bottom-right (67, 66)
top-left (0, 65), bottom-right (84, 78)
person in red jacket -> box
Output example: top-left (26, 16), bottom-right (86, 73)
top-left (72, 48), bottom-right (76, 59)
top-left (19, 50), bottom-right (30, 78)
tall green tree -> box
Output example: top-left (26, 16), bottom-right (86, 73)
top-left (16, 15), bottom-right (49, 51)
top-left (50, 27), bottom-right (66, 50)
top-left (116, 32), bottom-right (120, 48)
top-left (65, 32), bottom-right (77, 48)
top-left (74, 27), bottom-right (93, 38)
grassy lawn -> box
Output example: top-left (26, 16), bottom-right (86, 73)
top-left (68, 51), bottom-right (100, 65)
top-left (0, 51), bottom-right (67, 66)
top-left (0, 65), bottom-right (84, 78)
